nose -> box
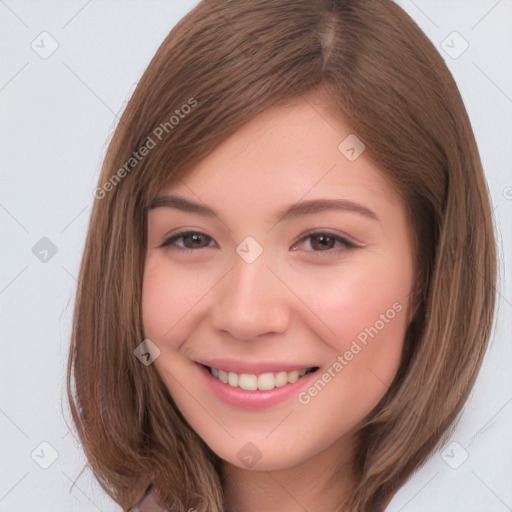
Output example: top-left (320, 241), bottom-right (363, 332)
top-left (210, 250), bottom-right (291, 341)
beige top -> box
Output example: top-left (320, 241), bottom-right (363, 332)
top-left (128, 486), bottom-right (169, 512)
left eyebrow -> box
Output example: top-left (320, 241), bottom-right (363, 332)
top-left (273, 197), bottom-right (379, 223)
top-left (149, 194), bottom-right (379, 223)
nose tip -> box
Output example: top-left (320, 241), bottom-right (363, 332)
top-left (210, 255), bottom-right (290, 341)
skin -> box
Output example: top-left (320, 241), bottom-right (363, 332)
top-left (142, 92), bottom-right (417, 512)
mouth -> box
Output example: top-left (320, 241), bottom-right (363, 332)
top-left (200, 364), bottom-right (319, 391)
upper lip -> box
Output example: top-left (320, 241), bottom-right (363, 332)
top-left (195, 358), bottom-right (318, 374)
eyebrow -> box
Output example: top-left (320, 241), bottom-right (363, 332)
top-left (149, 194), bottom-right (379, 223)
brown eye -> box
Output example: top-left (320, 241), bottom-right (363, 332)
top-left (290, 230), bottom-right (358, 256)
top-left (309, 234), bottom-right (337, 251)
top-left (160, 231), bottom-right (215, 250)
top-left (180, 233), bottom-right (211, 249)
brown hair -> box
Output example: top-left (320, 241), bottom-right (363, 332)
top-left (66, 1), bottom-right (497, 511)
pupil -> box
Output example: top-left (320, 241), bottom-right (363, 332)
top-left (185, 234), bottom-right (207, 248)
top-left (312, 235), bottom-right (334, 251)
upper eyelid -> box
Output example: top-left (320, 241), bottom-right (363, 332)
top-left (293, 228), bottom-right (359, 247)
top-left (159, 230), bottom-right (215, 248)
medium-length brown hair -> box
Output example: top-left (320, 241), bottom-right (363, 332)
top-left (66, 1), bottom-right (497, 511)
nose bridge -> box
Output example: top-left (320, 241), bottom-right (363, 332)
top-left (211, 245), bottom-right (290, 339)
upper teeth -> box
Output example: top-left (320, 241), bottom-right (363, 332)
top-left (210, 367), bottom-right (310, 391)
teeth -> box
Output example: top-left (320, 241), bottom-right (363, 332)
top-left (239, 374), bottom-right (257, 390)
top-left (288, 370), bottom-right (299, 383)
top-left (228, 372), bottom-right (239, 387)
top-left (274, 371), bottom-right (288, 387)
top-left (209, 366), bottom-right (314, 391)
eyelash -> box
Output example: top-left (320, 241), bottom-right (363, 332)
top-left (159, 229), bottom-right (358, 257)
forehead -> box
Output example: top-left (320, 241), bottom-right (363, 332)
top-left (162, 98), bottom-right (400, 215)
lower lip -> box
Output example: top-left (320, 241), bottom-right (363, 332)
top-left (196, 363), bottom-right (319, 410)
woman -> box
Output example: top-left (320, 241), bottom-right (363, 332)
top-left (67, 1), bottom-right (497, 511)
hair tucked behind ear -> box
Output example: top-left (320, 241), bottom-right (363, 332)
top-left (67, 1), bottom-right (497, 510)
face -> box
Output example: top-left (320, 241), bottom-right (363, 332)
top-left (142, 94), bottom-right (417, 472)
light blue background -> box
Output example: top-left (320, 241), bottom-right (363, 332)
top-left (1, 1), bottom-right (511, 510)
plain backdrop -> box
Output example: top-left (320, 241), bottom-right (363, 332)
top-left (0, 1), bottom-right (511, 511)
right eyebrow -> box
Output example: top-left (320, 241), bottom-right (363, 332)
top-left (149, 194), bottom-right (217, 217)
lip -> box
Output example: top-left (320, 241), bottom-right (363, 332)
top-left (195, 362), bottom-right (320, 410)
top-left (194, 357), bottom-right (315, 374)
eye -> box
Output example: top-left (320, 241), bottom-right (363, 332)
top-left (158, 229), bottom-right (358, 256)
top-left (159, 230), bottom-right (215, 251)
top-left (290, 230), bottom-right (358, 256)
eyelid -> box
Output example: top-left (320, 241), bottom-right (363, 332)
top-left (291, 228), bottom-right (360, 249)
top-left (158, 229), bottom-right (215, 249)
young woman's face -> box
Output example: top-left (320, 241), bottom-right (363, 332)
top-left (143, 95), bottom-right (417, 472)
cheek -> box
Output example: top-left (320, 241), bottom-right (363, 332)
top-left (295, 255), bottom-right (411, 377)
top-left (292, 266), bottom-right (410, 433)
top-left (142, 259), bottom-right (203, 343)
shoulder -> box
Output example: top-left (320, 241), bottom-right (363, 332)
top-left (128, 485), bottom-right (169, 512)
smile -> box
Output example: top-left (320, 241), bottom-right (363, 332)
top-left (207, 366), bottom-right (318, 391)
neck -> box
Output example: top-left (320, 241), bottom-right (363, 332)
top-left (221, 435), bottom-right (357, 512)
